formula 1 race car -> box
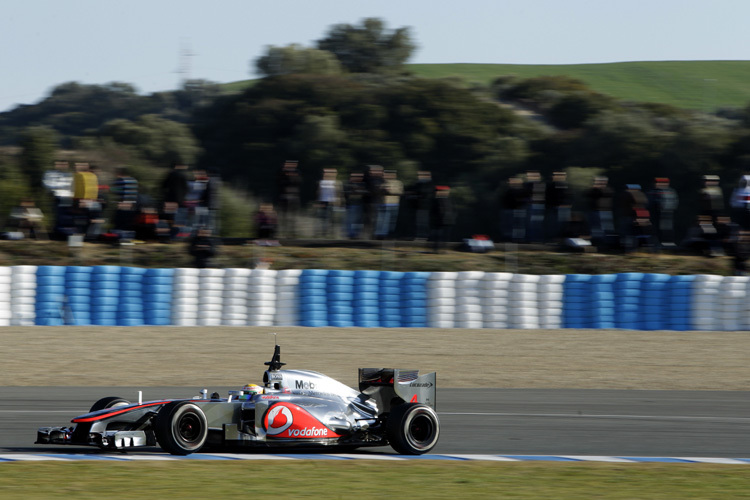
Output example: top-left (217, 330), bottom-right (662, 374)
top-left (36, 344), bottom-right (439, 455)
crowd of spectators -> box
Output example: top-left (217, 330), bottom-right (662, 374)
top-left (269, 162), bottom-right (454, 251)
top-left (499, 170), bottom-right (750, 270)
top-left (9, 159), bottom-right (750, 271)
top-left (4, 161), bottom-right (221, 251)
top-left (4, 160), bottom-right (457, 262)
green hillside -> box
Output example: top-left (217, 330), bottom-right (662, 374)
top-left (408, 61), bottom-right (750, 111)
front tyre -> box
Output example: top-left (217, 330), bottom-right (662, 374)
top-left (89, 397), bottom-right (131, 412)
top-left (386, 403), bottom-right (440, 455)
top-left (154, 402), bottom-right (208, 455)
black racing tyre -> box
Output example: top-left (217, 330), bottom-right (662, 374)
top-left (153, 402), bottom-right (208, 455)
top-left (89, 397), bottom-right (131, 412)
top-left (386, 403), bottom-right (440, 455)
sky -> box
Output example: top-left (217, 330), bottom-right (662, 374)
top-left (1, 0), bottom-right (748, 112)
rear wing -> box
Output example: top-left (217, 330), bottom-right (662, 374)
top-left (358, 368), bottom-right (436, 412)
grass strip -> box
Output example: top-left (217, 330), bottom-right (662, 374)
top-left (0, 240), bottom-right (736, 276)
top-left (0, 461), bottom-right (748, 499)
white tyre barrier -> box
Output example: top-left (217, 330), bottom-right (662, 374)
top-left (427, 273), bottom-right (456, 328)
top-left (275, 269), bottom-right (300, 326)
top-left (248, 269), bottom-right (277, 327)
top-left (481, 272), bottom-right (511, 329)
top-left (455, 296), bottom-right (481, 306)
top-left (692, 275), bottom-right (722, 331)
top-left (222, 268), bottom-right (251, 326)
top-left (12, 266), bottom-right (37, 326)
top-left (539, 274), bottom-right (564, 329)
top-left (508, 274), bottom-right (539, 329)
top-left (718, 276), bottom-right (748, 331)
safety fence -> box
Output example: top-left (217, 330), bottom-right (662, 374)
top-left (0, 266), bottom-right (744, 330)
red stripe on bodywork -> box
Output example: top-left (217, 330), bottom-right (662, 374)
top-left (71, 401), bottom-right (167, 423)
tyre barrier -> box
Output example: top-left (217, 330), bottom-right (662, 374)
top-left (482, 272), bottom-right (512, 329)
top-left (198, 268), bottom-right (224, 327)
top-left (144, 268), bottom-right (173, 326)
top-left (353, 270), bottom-right (380, 328)
top-left (12, 266), bottom-right (37, 326)
top-left (172, 268), bottom-right (199, 326)
top-left (275, 269), bottom-right (300, 327)
top-left (427, 271), bottom-right (456, 328)
top-left (539, 275), bottom-right (564, 329)
top-left (222, 268), bottom-right (250, 327)
top-left (0, 266), bottom-right (741, 330)
top-left (248, 269), bottom-right (276, 327)
top-left (0, 267), bottom-right (11, 327)
top-left (35, 266), bottom-right (65, 326)
top-left (455, 271), bottom-right (484, 329)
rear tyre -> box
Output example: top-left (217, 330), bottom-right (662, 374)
top-left (386, 403), bottom-right (440, 455)
top-left (89, 397), bottom-right (131, 412)
top-left (153, 402), bottom-right (208, 455)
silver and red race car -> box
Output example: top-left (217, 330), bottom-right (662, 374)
top-left (36, 343), bottom-right (439, 455)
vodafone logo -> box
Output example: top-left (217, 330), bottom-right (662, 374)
top-left (264, 403), bottom-right (341, 439)
top-left (287, 427), bottom-right (328, 437)
top-left (265, 404), bottom-right (294, 436)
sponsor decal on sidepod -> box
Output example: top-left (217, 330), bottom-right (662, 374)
top-left (264, 402), bottom-right (341, 439)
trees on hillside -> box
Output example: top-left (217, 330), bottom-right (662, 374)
top-left (255, 18), bottom-right (416, 77)
top-left (5, 16), bottom-right (750, 241)
top-left (192, 73), bottom-right (532, 234)
top-left (255, 44), bottom-right (343, 77)
top-left (19, 126), bottom-right (58, 191)
top-left (316, 17), bottom-right (416, 74)
top-left (97, 115), bottom-right (201, 166)
top-left (0, 81), bottom-right (208, 147)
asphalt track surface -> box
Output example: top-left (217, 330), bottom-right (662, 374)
top-left (1, 387), bottom-right (748, 458)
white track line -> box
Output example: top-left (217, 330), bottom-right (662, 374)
top-left (1, 454), bottom-right (748, 463)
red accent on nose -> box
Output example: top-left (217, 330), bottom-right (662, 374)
top-left (271, 412), bottom-right (288, 428)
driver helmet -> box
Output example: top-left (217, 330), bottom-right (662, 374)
top-left (242, 383), bottom-right (264, 398)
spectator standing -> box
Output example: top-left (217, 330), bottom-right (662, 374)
top-left (43, 161), bottom-right (73, 201)
top-left (500, 176), bottom-right (527, 243)
top-left (161, 163), bottom-right (190, 236)
top-left (276, 160), bottom-right (301, 238)
top-left (585, 176), bottom-right (615, 245)
top-left (202, 169), bottom-right (222, 234)
top-left (316, 168), bottom-right (341, 238)
top-left (188, 169), bottom-right (209, 230)
top-left (111, 202), bottom-right (137, 239)
top-left (134, 195), bottom-right (168, 242)
top-left (255, 202), bottom-right (278, 244)
top-left (188, 227), bottom-right (218, 268)
top-left (44, 161), bottom-right (74, 240)
top-left (545, 171), bottom-right (570, 242)
top-left (72, 162), bottom-right (98, 208)
top-left (7, 199), bottom-right (47, 240)
top-left (699, 174), bottom-right (724, 224)
top-left (732, 229), bottom-right (750, 275)
top-left (407, 170), bottom-right (434, 240)
top-left (647, 177), bottom-right (679, 247)
top-left (523, 171), bottom-right (546, 242)
top-left (619, 184), bottom-right (650, 251)
top-left (343, 172), bottom-right (366, 239)
top-left (729, 175), bottom-right (750, 230)
top-left (375, 170), bottom-right (403, 239)
top-left (111, 167), bottom-right (139, 203)
top-left (430, 185), bottom-right (455, 253)
top-left (72, 162), bottom-right (99, 237)
top-left (363, 165), bottom-right (384, 239)
top-left (111, 166), bottom-right (139, 238)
